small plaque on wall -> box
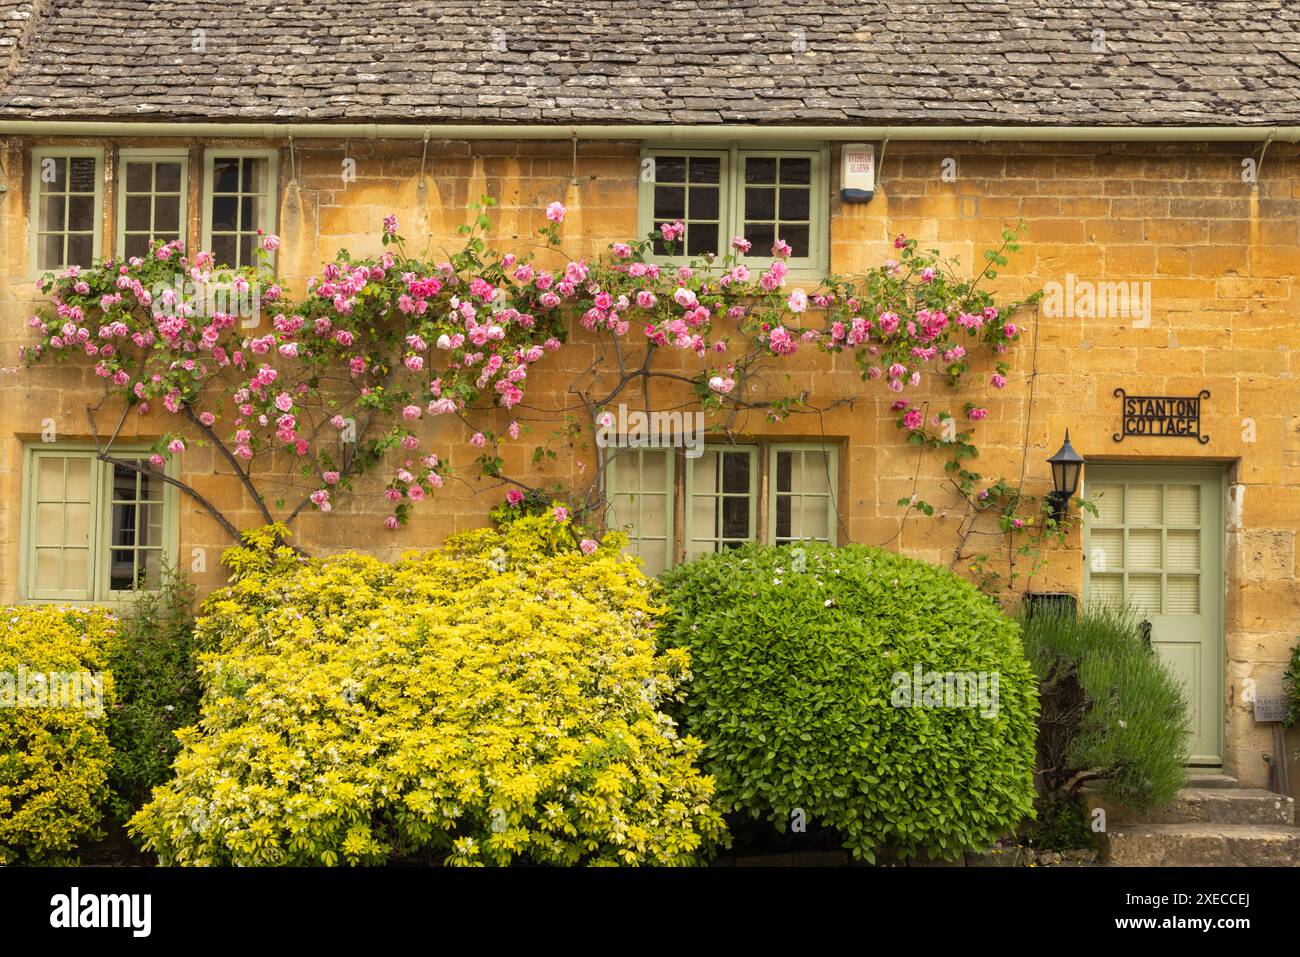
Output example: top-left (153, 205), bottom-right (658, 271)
top-left (1113, 388), bottom-right (1210, 444)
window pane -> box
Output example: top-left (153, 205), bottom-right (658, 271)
top-left (65, 458), bottom-right (92, 501)
top-left (67, 233), bottom-right (94, 267)
top-left (780, 224), bottom-right (810, 257)
top-left (743, 222), bottom-right (775, 254)
top-left (687, 156), bottom-right (720, 183)
top-left (653, 155), bottom-right (686, 182)
top-left (801, 501), bottom-right (830, 540)
top-left (154, 194), bottom-right (181, 233)
top-left (39, 155), bottom-right (67, 191)
top-left (124, 234), bottom-right (150, 259)
top-left (124, 195), bottom-right (152, 231)
top-left (687, 186), bottom-right (719, 221)
top-left (140, 503), bottom-right (164, 545)
top-left (779, 158), bottom-right (812, 184)
top-left (241, 157), bottom-right (265, 193)
top-left (40, 233), bottom-right (64, 269)
top-left (212, 158), bottom-right (239, 193)
top-left (638, 494), bottom-right (668, 538)
top-left (745, 187), bottom-right (775, 220)
top-left (112, 462), bottom-right (137, 500)
top-left (691, 495), bottom-right (716, 540)
top-left (37, 456), bottom-right (64, 500)
top-left (211, 195), bottom-right (238, 231)
top-left (109, 549), bottom-right (135, 591)
top-left (69, 157), bottom-right (97, 192)
top-left (111, 503), bottom-right (137, 547)
top-left (139, 549), bottom-right (163, 590)
top-left (685, 223), bottom-right (717, 257)
top-left (68, 195), bottom-right (96, 230)
top-left (776, 451), bottom-right (793, 494)
top-left (239, 234), bottom-right (256, 267)
top-left (693, 452), bottom-right (717, 494)
top-left (35, 548), bottom-right (62, 590)
top-left (65, 503), bottom-right (91, 546)
top-left (211, 235), bottom-right (237, 268)
top-left (804, 452), bottom-right (830, 493)
top-left (775, 494), bottom-right (792, 540)
top-left (36, 503), bottom-right (64, 547)
top-left (653, 185), bottom-right (685, 221)
top-left (721, 452), bottom-right (750, 493)
top-left (745, 157), bottom-right (777, 184)
top-left (39, 195), bottom-right (66, 232)
top-left (126, 162), bottom-right (153, 192)
top-left (721, 496), bottom-right (749, 539)
top-left (63, 549), bottom-right (90, 591)
top-left (155, 162), bottom-right (183, 192)
top-left (779, 187), bottom-right (811, 221)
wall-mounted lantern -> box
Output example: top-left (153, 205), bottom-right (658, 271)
top-left (1046, 430), bottom-right (1085, 523)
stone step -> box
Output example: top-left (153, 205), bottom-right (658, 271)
top-left (1102, 823), bottom-right (1300, 867)
top-left (1186, 772), bottom-right (1239, 789)
top-left (1090, 788), bottom-right (1295, 827)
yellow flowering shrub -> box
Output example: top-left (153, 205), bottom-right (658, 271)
top-left (0, 606), bottom-right (118, 864)
top-left (130, 518), bottom-right (726, 865)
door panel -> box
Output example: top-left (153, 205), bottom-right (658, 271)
top-left (1083, 465), bottom-right (1224, 765)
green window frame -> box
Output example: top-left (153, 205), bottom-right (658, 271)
top-left (605, 447), bottom-right (675, 575)
top-left (202, 148), bottom-right (278, 268)
top-left (637, 145), bottom-right (830, 273)
top-left (19, 445), bottom-right (179, 604)
top-left (684, 444), bottom-right (759, 560)
top-left (768, 443), bottom-right (839, 546)
top-left (118, 148), bottom-right (188, 260)
top-left (30, 147), bottom-right (104, 275)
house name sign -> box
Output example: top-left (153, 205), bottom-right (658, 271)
top-left (1113, 388), bottom-right (1210, 444)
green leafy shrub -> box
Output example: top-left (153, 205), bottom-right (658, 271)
top-left (130, 519), bottom-right (726, 866)
top-left (106, 571), bottom-right (200, 823)
top-left (0, 606), bottom-right (117, 864)
top-left (1020, 604), bottom-right (1187, 811)
top-left (658, 542), bottom-right (1039, 863)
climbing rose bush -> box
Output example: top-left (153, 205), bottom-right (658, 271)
top-left (128, 517), bottom-right (726, 866)
top-left (23, 198), bottom-right (1027, 537)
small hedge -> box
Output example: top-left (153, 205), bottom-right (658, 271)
top-left (1021, 604), bottom-right (1187, 811)
top-left (0, 606), bottom-right (118, 864)
top-left (130, 519), bottom-right (726, 866)
top-left (106, 572), bottom-right (200, 823)
top-left (658, 542), bottom-right (1039, 863)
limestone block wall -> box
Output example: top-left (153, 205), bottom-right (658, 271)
top-left (0, 135), bottom-right (1296, 788)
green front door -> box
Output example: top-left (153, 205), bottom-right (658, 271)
top-left (1082, 465), bottom-right (1224, 765)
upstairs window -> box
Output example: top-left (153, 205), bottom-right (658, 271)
top-left (638, 146), bottom-right (828, 273)
top-left (202, 150), bottom-right (277, 268)
top-left (118, 149), bottom-right (187, 259)
top-left (30, 148), bottom-right (103, 273)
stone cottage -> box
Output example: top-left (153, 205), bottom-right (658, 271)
top-left (0, 1), bottom-right (1297, 809)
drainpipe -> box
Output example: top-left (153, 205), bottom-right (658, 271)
top-left (0, 122), bottom-right (1297, 143)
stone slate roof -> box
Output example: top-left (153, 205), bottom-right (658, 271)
top-left (1, 0), bottom-right (1299, 125)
